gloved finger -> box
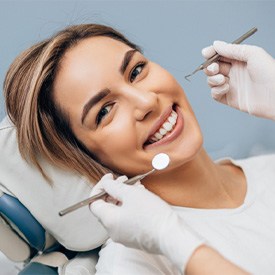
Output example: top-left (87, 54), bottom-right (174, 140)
top-left (218, 62), bottom-right (231, 76)
top-left (207, 74), bottom-right (226, 87)
top-left (102, 173), bottom-right (114, 180)
top-left (105, 194), bottom-right (121, 205)
top-left (100, 179), bottom-right (130, 202)
top-left (204, 60), bottom-right (231, 76)
top-left (201, 45), bottom-right (216, 59)
top-left (212, 92), bottom-right (226, 104)
top-left (90, 173), bottom-right (114, 197)
top-left (218, 56), bottom-right (233, 65)
top-left (217, 94), bottom-right (229, 106)
top-left (89, 199), bottom-right (104, 212)
top-left (133, 180), bottom-right (145, 188)
top-left (113, 176), bottom-right (130, 203)
top-left (213, 41), bottom-right (252, 62)
top-left (211, 83), bottom-right (230, 99)
top-left (116, 175), bottom-right (128, 183)
top-left (204, 62), bottom-right (219, 76)
top-left (90, 199), bottom-right (117, 225)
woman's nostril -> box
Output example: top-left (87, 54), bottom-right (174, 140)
top-left (143, 111), bottom-right (153, 121)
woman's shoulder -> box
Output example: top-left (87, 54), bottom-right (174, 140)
top-left (217, 153), bottom-right (275, 178)
top-left (218, 153), bottom-right (275, 170)
top-left (95, 238), bottom-right (180, 275)
top-left (235, 153), bottom-right (275, 170)
top-left (218, 153), bottom-right (275, 192)
top-left (233, 153), bottom-right (275, 193)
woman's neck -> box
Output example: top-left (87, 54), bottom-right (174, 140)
top-left (142, 149), bottom-right (246, 209)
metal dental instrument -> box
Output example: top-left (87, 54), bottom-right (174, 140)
top-left (59, 153), bottom-right (170, 217)
top-left (58, 169), bottom-right (155, 216)
top-left (184, 27), bottom-right (258, 81)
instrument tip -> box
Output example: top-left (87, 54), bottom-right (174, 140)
top-left (184, 75), bottom-right (191, 82)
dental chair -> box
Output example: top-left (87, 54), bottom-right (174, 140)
top-left (0, 116), bottom-right (108, 274)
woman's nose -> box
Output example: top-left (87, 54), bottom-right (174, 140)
top-left (125, 86), bottom-right (158, 121)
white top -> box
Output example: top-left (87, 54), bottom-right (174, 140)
top-left (95, 154), bottom-right (275, 275)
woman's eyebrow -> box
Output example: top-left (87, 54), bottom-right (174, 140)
top-left (120, 49), bottom-right (138, 74)
top-left (81, 88), bottom-right (111, 124)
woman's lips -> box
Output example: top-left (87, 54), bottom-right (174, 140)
top-left (144, 105), bottom-right (184, 149)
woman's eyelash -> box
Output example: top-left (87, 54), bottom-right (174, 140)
top-left (129, 61), bottom-right (147, 82)
top-left (96, 104), bottom-right (113, 125)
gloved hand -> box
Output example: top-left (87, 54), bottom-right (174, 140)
top-left (89, 174), bottom-right (204, 272)
top-left (202, 41), bottom-right (275, 120)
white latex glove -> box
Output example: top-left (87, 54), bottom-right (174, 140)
top-left (89, 174), bottom-right (204, 272)
top-left (202, 41), bottom-right (275, 120)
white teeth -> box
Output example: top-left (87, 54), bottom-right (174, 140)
top-left (159, 128), bottom-right (167, 135)
top-left (163, 122), bottom-right (173, 131)
top-left (168, 116), bottom-right (176, 124)
top-left (155, 132), bottom-right (163, 139)
top-left (147, 109), bottom-right (178, 144)
top-left (151, 136), bottom-right (158, 142)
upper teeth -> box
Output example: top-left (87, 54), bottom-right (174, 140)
top-left (149, 110), bottom-right (178, 143)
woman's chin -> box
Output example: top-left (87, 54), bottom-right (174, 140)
top-left (165, 133), bottom-right (203, 170)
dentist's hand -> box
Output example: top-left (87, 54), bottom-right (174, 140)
top-left (202, 41), bottom-right (275, 120)
top-left (89, 174), bottom-right (204, 272)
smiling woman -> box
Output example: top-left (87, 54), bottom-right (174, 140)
top-left (52, 34), bottom-right (202, 178)
top-left (3, 23), bottom-right (275, 275)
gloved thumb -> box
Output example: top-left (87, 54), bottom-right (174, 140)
top-left (213, 41), bottom-right (253, 62)
top-left (90, 199), bottom-right (117, 226)
top-left (90, 199), bottom-right (106, 215)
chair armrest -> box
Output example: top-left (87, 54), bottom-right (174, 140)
top-left (0, 192), bottom-right (45, 251)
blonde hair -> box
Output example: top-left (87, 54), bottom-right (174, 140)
top-left (4, 24), bottom-right (141, 183)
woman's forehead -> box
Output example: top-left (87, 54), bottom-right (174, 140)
top-left (64, 36), bottom-right (132, 62)
top-left (57, 36), bottom-right (133, 83)
top-left (56, 37), bottom-right (124, 80)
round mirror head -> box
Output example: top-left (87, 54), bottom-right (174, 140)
top-left (152, 153), bottom-right (170, 170)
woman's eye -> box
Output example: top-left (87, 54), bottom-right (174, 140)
top-left (96, 105), bottom-right (113, 125)
top-left (130, 62), bottom-right (146, 82)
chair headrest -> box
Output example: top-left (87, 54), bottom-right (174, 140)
top-left (0, 116), bottom-right (108, 251)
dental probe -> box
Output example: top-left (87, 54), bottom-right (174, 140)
top-left (59, 153), bottom-right (170, 216)
top-left (184, 27), bottom-right (258, 81)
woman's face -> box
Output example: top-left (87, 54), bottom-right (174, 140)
top-left (53, 36), bottom-right (203, 176)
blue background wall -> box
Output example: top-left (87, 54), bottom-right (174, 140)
top-left (1, 0), bottom-right (275, 159)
